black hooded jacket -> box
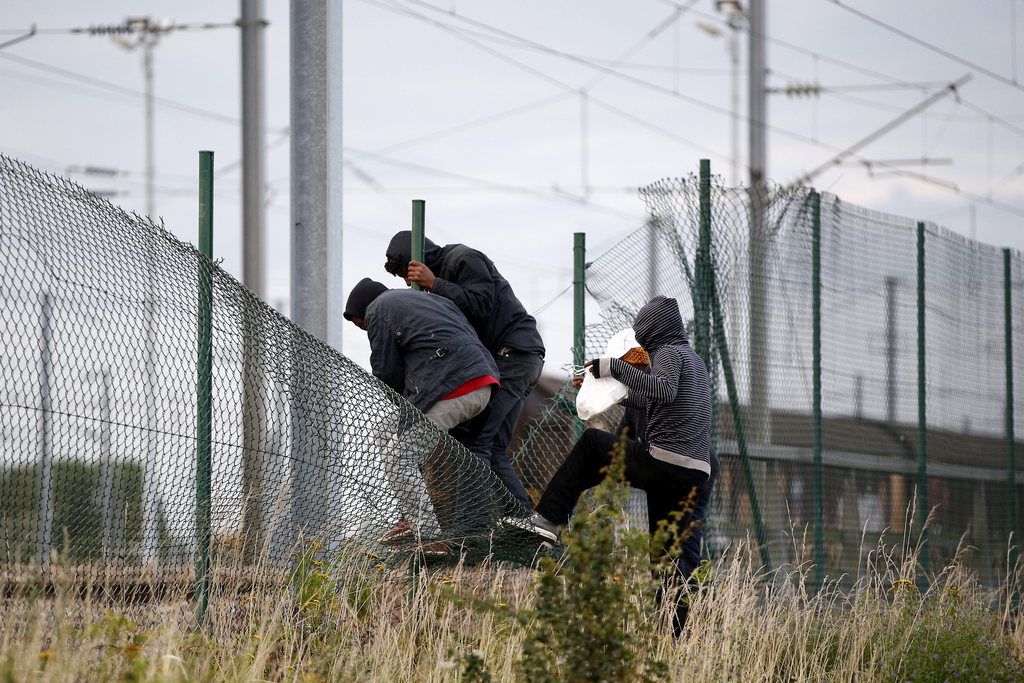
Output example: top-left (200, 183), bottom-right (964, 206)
top-left (598, 296), bottom-right (712, 477)
top-left (386, 232), bottom-right (544, 355)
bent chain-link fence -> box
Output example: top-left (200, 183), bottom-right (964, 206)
top-left (2, 154), bottom-right (1022, 608)
top-left (0, 155), bottom-right (531, 604)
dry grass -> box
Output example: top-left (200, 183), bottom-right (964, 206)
top-left (1, 531), bottom-right (1023, 682)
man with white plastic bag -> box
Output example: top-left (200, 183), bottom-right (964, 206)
top-left (574, 327), bottom-right (641, 421)
top-left (504, 295), bottom-right (717, 635)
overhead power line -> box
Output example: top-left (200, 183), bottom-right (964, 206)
top-left (532, 283), bottom-right (573, 316)
top-left (669, 0), bottom-right (1024, 130)
top-left (373, 92), bottom-right (574, 154)
top-left (821, 81), bottom-right (956, 93)
top-left (768, 80), bottom-right (954, 95)
top-left (387, 0), bottom-right (1024, 219)
top-left (378, 0), bottom-right (822, 150)
top-left (362, 0), bottom-right (728, 161)
top-left (660, 0), bottom-right (922, 88)
top-left (791, 75), bottom-right (971, 186)
top-left (582, 0), bottom-right (699, 91)
top-left (825, 0), bottom-right (1024, 96)
top-left (836, 157), bottom-right (953, 168)
top-left (345, 146), bottom-right (643, 221)
top-left (0, 24), bottom-right (35, 50)
top-left (383, 1), bottom-right (939, 159)
top-left (0, 51), bottom-right (289, 133)
top-left (341, 184), bottom-right (639, 194)
top-left (0, 21), bottom-right (236, 35)
top-left (391, 0), bottom-right (983, 163)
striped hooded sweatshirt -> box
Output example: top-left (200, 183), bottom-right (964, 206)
top-left (598, 296), bottom-right (713, 476)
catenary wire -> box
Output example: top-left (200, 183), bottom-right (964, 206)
top-left (381, 0), bottom-right (1024, 218)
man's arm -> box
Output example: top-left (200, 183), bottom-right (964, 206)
top-left (427, 251), bottom-right (495, 323)
top-left (598, 350), bottom-right (682, 404)
top-left (367, 318), bottom-right (406, 394)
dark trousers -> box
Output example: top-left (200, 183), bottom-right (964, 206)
top-left (535, 428), bottom-right (715, 636)
top-left (458, 351), bottom-right (543, 511)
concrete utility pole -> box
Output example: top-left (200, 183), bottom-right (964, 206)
top-left (241, 0), bottom-right (266, 297)
top-left (728, 27), bottom-right (741, 187)
top-left (289, 0), bottom-right (343, 543)
top-left (714, 1), bottom-right (746, 186)
top-left (102, 17), bottom-right (166, 219)
top-left (290, 0), bottom-right (343, 348)
top-left (747, 0), bottom-right (770, 443)
top-left (142, 31), bottom-right (155, 219)
top-left (885, 276), bottom-right (897, 424)
top-left (240, 0), bottom-right (268, 561)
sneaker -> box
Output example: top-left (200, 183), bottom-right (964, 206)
top-left (378, 520), bottom-right (415, 546)
top-left (501, 512), bottom-right (559, 543)
top-left (416, 540), bottom-right (451, 558)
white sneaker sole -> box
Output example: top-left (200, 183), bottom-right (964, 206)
top-left (500, 516), bottom-right (558, 543)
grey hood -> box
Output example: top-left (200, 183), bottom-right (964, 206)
top-left (633, 295), bottom-right (687, 351)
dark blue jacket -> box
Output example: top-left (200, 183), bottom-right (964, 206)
top-left (365, 289), bottom-right (499, 413)
top-left (386, 233), bottom-right (545, 355)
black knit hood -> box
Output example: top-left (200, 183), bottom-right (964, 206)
top-left (385, 230), bottom-right (443, 271)
top-left (633, 295), bottom-right (687, 350)
top-left (344, 278), bottom-right (388, 320)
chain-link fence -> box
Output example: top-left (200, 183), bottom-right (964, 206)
top-left (0, 155), bottom-right (533, 607)
top-left (2, 153), bottom-right (1020, 610)
top-left (512, 163), bottom-right (1022, 589)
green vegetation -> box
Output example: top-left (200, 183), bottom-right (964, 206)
top-left (1, 452), bottom-right (1023, 681)
top-left (0, 460), bottom-right (148, 563)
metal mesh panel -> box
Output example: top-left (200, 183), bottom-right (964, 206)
top-left (0, 156), bottom-right (530, 598)
top-left (513, 170), bottom-right (1022, 588)
top-left (3, 153), bottom-right (1021, 601)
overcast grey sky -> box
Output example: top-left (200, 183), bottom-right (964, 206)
top-left (3, 0), bottom-right (1024, 375)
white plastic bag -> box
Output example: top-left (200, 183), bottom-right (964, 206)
top-left (575, 328), bottom-right (639, 420)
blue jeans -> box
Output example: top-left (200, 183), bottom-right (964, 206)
top-left (453, 351), bottom-right (543, 514)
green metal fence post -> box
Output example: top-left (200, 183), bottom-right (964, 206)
top-left (573, 233), bottom-right (586, 369)
top-left (411, 200), bottom-right (425, 291)
top-left (1006, 248), bottom-right (1018, 569)
top-left (916, 220), bottom-right (928, 586)
top-left (810, 191), bottom-right (824, 590)
top-left (406, 197), bottom-right (424, 593)
top-left (696, 160), bottom-right (712, 368)
top-left (708, 283), bottom-right (771, 569)
top-left (195, 150), bottom-right (214, 627)
top-left (700, 159), bottom-right (771, 569)
top-left (573, 233), bottom-right (586, 438)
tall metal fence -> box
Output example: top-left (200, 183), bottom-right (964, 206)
top-left (0, 155), bottom-right (526, 617)
top-left (512, 160), bottom-right (1022, 589)
top-left (1, 152), bottom-right (1020, 612)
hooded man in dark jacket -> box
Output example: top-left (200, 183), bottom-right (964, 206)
top-left (385, 232), bottom-right (543, 513)
top-left (575, 353), bottom-right (719, 611)
top-left (344, 278), bottom-right (500, 552)
top-left (507, 295), bottom-right (716, 635)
